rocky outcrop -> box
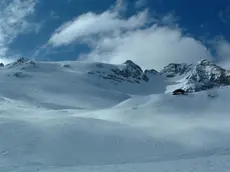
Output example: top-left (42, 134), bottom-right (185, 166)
top-left (7, 57), bottom-right (230, 93)
top-left (160, 59), bottom-right (230, 92)
top-left (160, 63), bottom-right (193, 78)
top-left (111, 60), bottom-right (147, 81)
top-left (6, 58), bottom-right (36, 69)
top-left (88, 60), bottom-right (150, 84)
top-left (182, 59), bottom-right (230, 92)
top-left (144, 69), bottom-right (158, 78)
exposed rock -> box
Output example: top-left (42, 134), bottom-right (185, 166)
top-left (182, 59), bottom-right (230, 92)
top-left (144, 69), bottom-right (158, 80)
top-left (63, 64), bottom-right (71, 68)
top-left (88, 60), bottom-right (152, 84)
top-left (16, 57), bottom-right (28, 63)
top-left (160, 63), bottom-right (192, 78)
top-left (7, 58), bottom-right (36, 69)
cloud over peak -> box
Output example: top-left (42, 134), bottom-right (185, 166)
top-left (81, 26), bottom-right (211, 70)
top-left (47, 0), bottom-right (213, 70)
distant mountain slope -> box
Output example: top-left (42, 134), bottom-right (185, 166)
top-left (0, 58), bottom-right (166, 110)
top-left (5, 58), bottom-right (230, 96)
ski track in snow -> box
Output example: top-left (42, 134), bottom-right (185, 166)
top-left (0, 60), bottom-right (229, 171)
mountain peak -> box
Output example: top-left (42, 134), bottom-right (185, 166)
top-left (160, 63), bottom-right (193, 78)
top-left (6, 58), bottom-right (36, 69)
top-left (17, 57), bottom-right (28, 63)
top-left (197, 59), bottom-right (212, 66)
top-left (124, 60), bottom-right (136, 65)
top-left (124, 60), bottom-right (143, 73)
top-left (182, 60), bottom-right (230, 92)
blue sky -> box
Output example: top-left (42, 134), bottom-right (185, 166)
top-left (1, 0), bottom-right (230, 69)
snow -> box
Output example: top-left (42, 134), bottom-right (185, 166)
top-left (0, 60), bottom-right (230, 171)
top-left (32, 155), bottom-right (230, 172)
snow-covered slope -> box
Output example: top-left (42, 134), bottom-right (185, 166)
top-left (0, 58), bottom-right (230, 171)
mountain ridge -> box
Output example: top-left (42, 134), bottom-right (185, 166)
top-left (6, 57), bottom-right (230, 93)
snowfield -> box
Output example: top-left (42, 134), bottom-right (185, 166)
top-left (0, 59), bottom-right (230, 171)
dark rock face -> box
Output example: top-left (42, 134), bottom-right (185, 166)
top-left (144, 69), bottom-right (158, 80)
top-left (160, 63), bottom-right (192, 78)
top-left (7, 58), bottom-right (36, 69)
top-left (88, 60), bottom-right (151, 84)
top-left (123, 60), bottom-right (143, 77)
top-left (160, 59), bottom-right (230, 92)
top-left (10, 58), bottom-right (28, 66)
top-left (144, 69), bottom-right (158, 75)
top-left (183, 59), bottom-right (230, 92)
top-left (17, 58), bottom-right (27, 63)
top-left (111, 60), bottom-right (148, 82)
top-left (63, 64), bottom-right (71, 68)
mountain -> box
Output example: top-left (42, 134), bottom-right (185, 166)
top-left (183, 59), bottom-right (230, 92)
top-left (4, 58), bottom-right (230, 94)
top-left (160, 63), bottom-right (193, 78)
top-left (1, 58), bottom-right (230, 171)
top-left (87, 60), bottom-right (149, 84)
top-left (160, 59), bottom-right (230, 92)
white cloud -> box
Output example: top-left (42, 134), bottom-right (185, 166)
top-left (48, 10), bottom-right (149, 47)
top-left (216, 40), bottom-right (230, 59)
top-left (214, 39), bottom-right (230, 69)
top-left (219, 8), bottom-right (230, 24)
top-left (0, 0), bottom-right (38, 63)
top-left (161, 13), bottom-right (179, 25)
top-left (81, 26), bottom-right (212, 70)
top-left (113, 0), bottom-right (127, 13)
top-left (48, 0), bottom-right (213, 70)
top-left (135, 0), bottom-right (146, 8)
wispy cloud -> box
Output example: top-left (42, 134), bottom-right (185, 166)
top-left (0, 0), bottom-right (39, 63)
top-left (48, 9), bottom-right (149, 47)
top-left (80, 26), bottom-right (212, 70)
top-left (161, 13), bottom-right (179, 25)
top-left (113, 0), bottom-right (127, 13)
top-left (135, 0), bottom-right (146, 9)
top-left (47, 0), bottom-right (213, 70)
top-left (219, 8), bottom-right (230, 24)
top-left (213, 38), bottom-right (230, 69)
